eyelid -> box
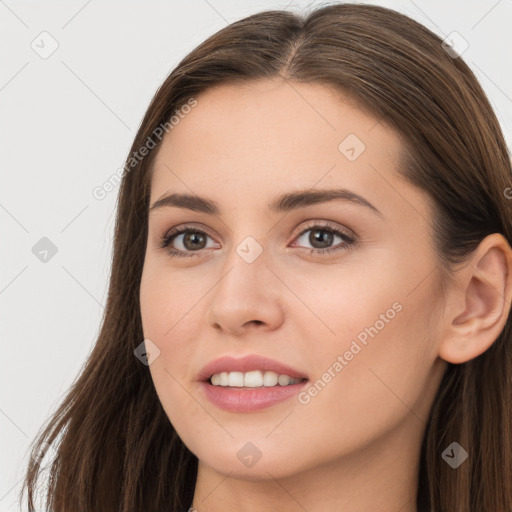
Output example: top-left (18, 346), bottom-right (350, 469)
top-left (291, 219), bottom-right (356, 242)
top-left (163, 222), bottom-right (215, 238)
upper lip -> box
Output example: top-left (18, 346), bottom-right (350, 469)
top-left (198, 354), bottom-right (309, 382)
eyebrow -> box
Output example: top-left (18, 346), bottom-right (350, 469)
top-left (149, 188), bottom-right (383, 218)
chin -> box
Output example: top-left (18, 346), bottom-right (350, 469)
top-left (200, 454), bottom-right (301, 481)
top-left (192, 438), bottom-right (308, 478)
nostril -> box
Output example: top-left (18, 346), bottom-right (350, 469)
top-left (247, 320), bottom-right (264, 326)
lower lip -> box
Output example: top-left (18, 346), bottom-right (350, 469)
top-left (199, 380), bottom-right (309, 412)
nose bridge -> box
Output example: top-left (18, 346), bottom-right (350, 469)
top-left (205, 234), bottom-right (284, 332)
top-left (214, 234), bottom-right (270, 303)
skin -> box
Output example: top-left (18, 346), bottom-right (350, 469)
top-left (139, 78), bottom-right (512, 512)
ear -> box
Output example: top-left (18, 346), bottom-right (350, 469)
top-left (438, 233), bottom-right (512, 364)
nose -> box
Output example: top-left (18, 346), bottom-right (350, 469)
top-left (205, 245), bottom-right (285, 336)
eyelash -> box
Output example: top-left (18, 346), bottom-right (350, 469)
top-left (159, 221), bottom-right (357, 258)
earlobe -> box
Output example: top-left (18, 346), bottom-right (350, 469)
top-left (438, 233), bottom-right (512, 365)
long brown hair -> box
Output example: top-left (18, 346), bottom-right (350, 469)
top-left (20, 3), bottom-right (512, 511)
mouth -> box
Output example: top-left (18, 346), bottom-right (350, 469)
top-left (197, 354), bottom-right (309, 412)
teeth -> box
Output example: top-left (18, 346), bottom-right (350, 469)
top-left (228, 372), bottom-right (244, 387)
top-left (263, 371), bottom-right (278, 386)
top-left (278, 374), bottom-right (293, 386)
top-left (209, 370), bottom-right (304, 387)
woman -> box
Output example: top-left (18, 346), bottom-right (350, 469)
top-left (20, 3), bottom-right (512, 511)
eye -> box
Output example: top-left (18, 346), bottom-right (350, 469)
top-left (159, 220), bottom-right (357, 258)
top-left (290, 221), bottom-right (356, 255)
top-left (159, 225), bottom-right (217, 258)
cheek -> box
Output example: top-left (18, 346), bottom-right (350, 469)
top-left (140, 272), bottom-right (196, 369)
top-left (140, 259), bottom-right (209, 419)
top-left (289, 252), bottom-right (436, 410)
top-left (285, 254), bottom-right (404, 358)
top-left (140, 257), bottom-right (201, 338)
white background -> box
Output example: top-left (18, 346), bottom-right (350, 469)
top-left (1, 0), bottom-right (512, 510)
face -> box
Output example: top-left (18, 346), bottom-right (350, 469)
top-left (139, 79), bottom-right (447, 481)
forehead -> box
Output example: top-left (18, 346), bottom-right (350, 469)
top-left (154, 79), bottom-right (400, 160)
top-left (149, 79), bottom-right (415, 218)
